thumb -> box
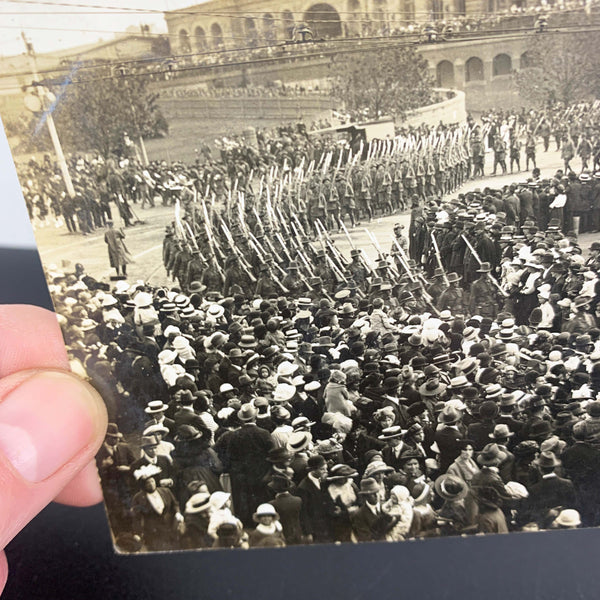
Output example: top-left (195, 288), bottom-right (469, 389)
top-left (0, 368), bottom-right (107, 553)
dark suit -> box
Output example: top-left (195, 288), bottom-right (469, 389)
top-left (435, 426), bottom-right (464, 473)
top-left (561, 442), bottom-right (600, 525)
top-left (523, 475), bottom-right (576, 525)
top-left (270, 492), bottom-right (303, 545)
top-left (173, 407), bottom-right (207, 431)
top-left (131, 486), bottom-right (180, 551)
top-left (296, 476), bottom-right (332, 543)
top-left (225, 423), bottom-right (274, 526)
top-left (351, 503), bottom-right (396, 542)
top-left (382, 443), bottom-right (408, 472)
top-left (466, 420), bottom-right (496, 451)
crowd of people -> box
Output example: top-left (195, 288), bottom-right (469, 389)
top-left (19, 99), bottom-right (600, 242)
top-left (45, 127), bottom-right (600, 550)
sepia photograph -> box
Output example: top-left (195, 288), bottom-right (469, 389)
top-left (3, 0), bottom-right (600, 555)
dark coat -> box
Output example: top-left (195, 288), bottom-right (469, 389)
top-left (270, 492), bottom-right (303, 545)
top-left (434, 426), bottom-right (464, 472)
top-left (523, 475), bottom-right (576, 524)
top-left (296, 476), bottom-right (332, 543)
top-left (351, 503), bottom-right (397, 542)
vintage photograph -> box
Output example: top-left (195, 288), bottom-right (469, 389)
top-left (3, 0), bottom-right (600, 554)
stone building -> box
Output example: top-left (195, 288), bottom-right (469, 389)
top-left (164, 0), bottom-right (485, 53)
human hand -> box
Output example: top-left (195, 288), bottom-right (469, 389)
top-left (0, 305), bottom-right (107, 593)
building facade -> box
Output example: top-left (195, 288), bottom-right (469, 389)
top-left (164, 0), bottom-right (487, 54)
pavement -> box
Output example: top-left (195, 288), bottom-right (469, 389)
top-left (31, 142), bottom-right (597, 288)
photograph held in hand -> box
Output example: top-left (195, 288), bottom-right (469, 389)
top-left (4, 0), bottom-right (600, 553)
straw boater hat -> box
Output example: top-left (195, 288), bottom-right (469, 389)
top-left (185, 492), bottom-right (211, 515)
top-left (145, 400), bottom-right (169, 414)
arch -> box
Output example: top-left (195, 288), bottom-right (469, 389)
top-left (304, 3), bottom-right (343, 39)
top-left (430, 0), bottom-right (444, 20)
top-left (373, 0), bottom-right (388, 31)
top-left (178, 28), bottom-right (191, 53)
top-left (193, 26), bottom-right (207, 52)
top-left (263, 13), bottom-right (276, 43)
top-left (520, 51), bottom-right (532, 69)
top-left (244, 17), bottom-right (259, 46)
top-left (493, 53), bottom-right (512, 76)
top-left (210, 23), bottom-right (224, 48)
top-left (436, 60), bottom-right (455, 87)
top-left (282, 9), bottom-right (295, 38)
top-left (465, 56), bottom-right (484, 82)
top-left (402, 0), bottom-right (416, 22)
top-left (345, 0), bottom-right (360, 36)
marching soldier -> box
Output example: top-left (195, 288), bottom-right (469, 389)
top-left (437, 272), bottom-right (465, 314)
top-left (469, 262), bottom-right (499, 319)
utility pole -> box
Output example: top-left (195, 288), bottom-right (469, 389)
top-left (21, 31), bottom-right (75, 198)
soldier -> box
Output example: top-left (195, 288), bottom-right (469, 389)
top-left (427, 268), bottom-right (447, 300)
top-left (509, 136), bottom-right (521, 174)
top-left (340, 175), bottom-right (356, 228)
top-left (492, 137), bottom-right (507, 176)
top-left (437, 272), bottom-right (465, 314)
top-left (282, 261), bottom-right (307, 298)
top-left (255, 264), bottom-right (280, 298)
top-left (469, 262), bottom-right (499, 319)
top-left (525, 131), bottom-right (537, 172)
top-left (357, 165), bottom-right (373, 222)
top-left (347, 249), bottom-right (369, 289)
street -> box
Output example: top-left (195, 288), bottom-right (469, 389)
top-left (31, 141), bottom-right (595, 288)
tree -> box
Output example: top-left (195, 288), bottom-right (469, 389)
top-left (513, 31), bottom-right (600, 107)
top-left (47, 66), bottom-right (168, 157)
top-left (329, 45), bottom-right (434, 120)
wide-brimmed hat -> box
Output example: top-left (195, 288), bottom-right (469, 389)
top-left (419, 379), bottom-right (447, 397)
top-left (477, 443), bottom-right (508, 466)
top-left (287, 431), bottom-right (312, 453)
top-left (364, 460), bottom-right (394, 479)
top-left (267, 475), bottom-right (295, 493)
top-left (446, 272), bottom-right (461, 283)
top-left (174, 424), bottom-right (204, 442)
top-left (440, 407), bottom-right (461, 425)
top-left (206, 303), bottom-right (225, 318)
top-left (267, 446), bottom-right (292, 464)
top-left (272, 383), bottom-right (296, 403)
top-left (185, 492), bottom-right (211, 514)
top-left (434, 474), bottom-right (468, 501)
top-left (358, 477), bottom-right (380, 495)
top-left (534, 450), bottom-right (560, 469)
top-left (237, 404), bottom-right (258, 422)
top-left (489, 424), bottom-right (514, 440)
top-left (327, 464), bottom-right (359, 482)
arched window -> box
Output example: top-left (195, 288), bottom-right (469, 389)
top-left (263, 13), bottom-right (276, 43)
top-left (493, 53), bottom-right (512, 76)
top-left (304, 3), bottom-right (343, 38)
top-left (465, 56), bottom-right (484, 82)
top-left (244, 17), bottom-right (258, 46)
top-left (210, 23), bottom-right (224, 48)
top-left (282, 10), bottom-right (295, 38)
top-left (436, 60), bottom-right (455, 87)
top-left (178, 29), bottom-right (191, 53)
top-left (194, 26), bottom-right (207, 52)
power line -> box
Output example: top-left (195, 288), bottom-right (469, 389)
top-left (1, 0), bottom-right (594, 20)
top-left (30, 26), bottom-right (600, 87)
top-left (1, 23), bottom-right (598, 90)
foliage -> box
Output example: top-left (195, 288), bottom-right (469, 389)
top-left (43, 66), bottom-right (169, 157)
top-left (329, 45), bottom-right (434, 120)
top-left (513, 31), bottom-right (600, 107)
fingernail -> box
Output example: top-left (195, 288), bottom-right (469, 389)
top-left (0, 372), bottom-right (96, 482)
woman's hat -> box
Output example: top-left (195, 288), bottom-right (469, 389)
top-left (477, 443), bottom-right (508, 466)
top-left (434, 474), bottom-right (468, 501)
top-left (185, 492), bottom-right (211, 514)
top-left (327, 464), bottom-right (359, 482)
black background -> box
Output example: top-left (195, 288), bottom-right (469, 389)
top-left (2, 247), bottom-right (600, 600)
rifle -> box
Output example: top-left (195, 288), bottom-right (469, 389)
top-left (461, 234), bottom-right (509, 298)
top-left (339, 219), bottom-right (376, 278)
top-left (430, 231), bottom-right (450, 286)
top-left (219, 219), bottom-right (257, 284)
